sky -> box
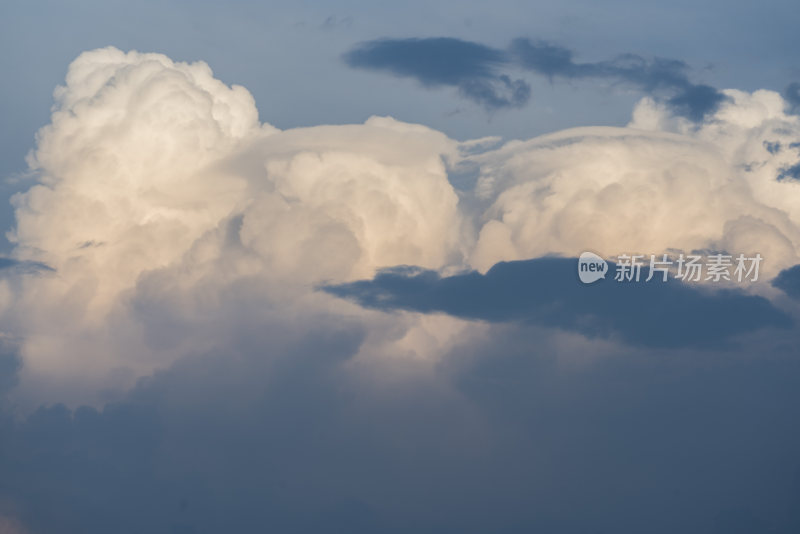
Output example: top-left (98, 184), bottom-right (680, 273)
top-left (2, 1), bottom-right (800, 533)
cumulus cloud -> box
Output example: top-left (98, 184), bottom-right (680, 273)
top-left (0, 47), bottom-right (472, 406)
top-left (12, 47), bottom-right (264, 315)
top-left (465, 91), bottom-right (800, 279)
top-left (3, 46), bottom-right (800, 405)
top-left (3, 45), bottom-right (800, 534)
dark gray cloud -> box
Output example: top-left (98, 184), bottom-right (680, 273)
top-left (344, 37), bottom-right (728, 120)
top-left (665, 83), bottom-right (729, 122)
top-left (324, 257), bottom-right (791, 348)
top-left (510, 38), bottom-right (728, 120)
top-left (510, 39), bottom-right (688, 88)
top-left (343, 37), bottom-right (531, 110)
top-left (344, 38), bottom-right (506, 87)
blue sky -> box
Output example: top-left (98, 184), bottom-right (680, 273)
top-left (2, 1), bottom-right (800, 533)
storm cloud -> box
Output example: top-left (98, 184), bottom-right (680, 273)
top-left (2, 302), bottom-right (800, 533)
top-left (2, 46), bottom-right (800, 534)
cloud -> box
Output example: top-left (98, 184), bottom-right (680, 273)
top-left (343, 37), bottom-right (531, 110)
top-left (324, 257), bottom-right (791, 348)
top-left (510, 38), bottom-right (728, 120)
top-left (2, 47), bottom-right (468, 406)
top-left (343, 37), bottom-right (728, 119)
top-left (666, 83), bottom-right (729, 122)
top-left (3, 45), bottom-right (800, 534)
top-left (2, 311), bottom-right (800, 533)
top-left (466, 120), bottom-right (800, 277)
top-left (5, 47), bottom-right (800, 404)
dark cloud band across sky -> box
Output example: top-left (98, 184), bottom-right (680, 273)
top-left (324, 257), bottom-right (792, 349)
top-left (344, 37), bottom-right (730, 119)
top-left (343, 37), bottom-right (531, 110)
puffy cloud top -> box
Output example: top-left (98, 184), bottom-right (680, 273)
top-left (4, 47), bottom-right (800, 405)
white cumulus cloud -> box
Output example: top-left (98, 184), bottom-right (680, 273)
top-left (4, 47), bottom-right (800, 406)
